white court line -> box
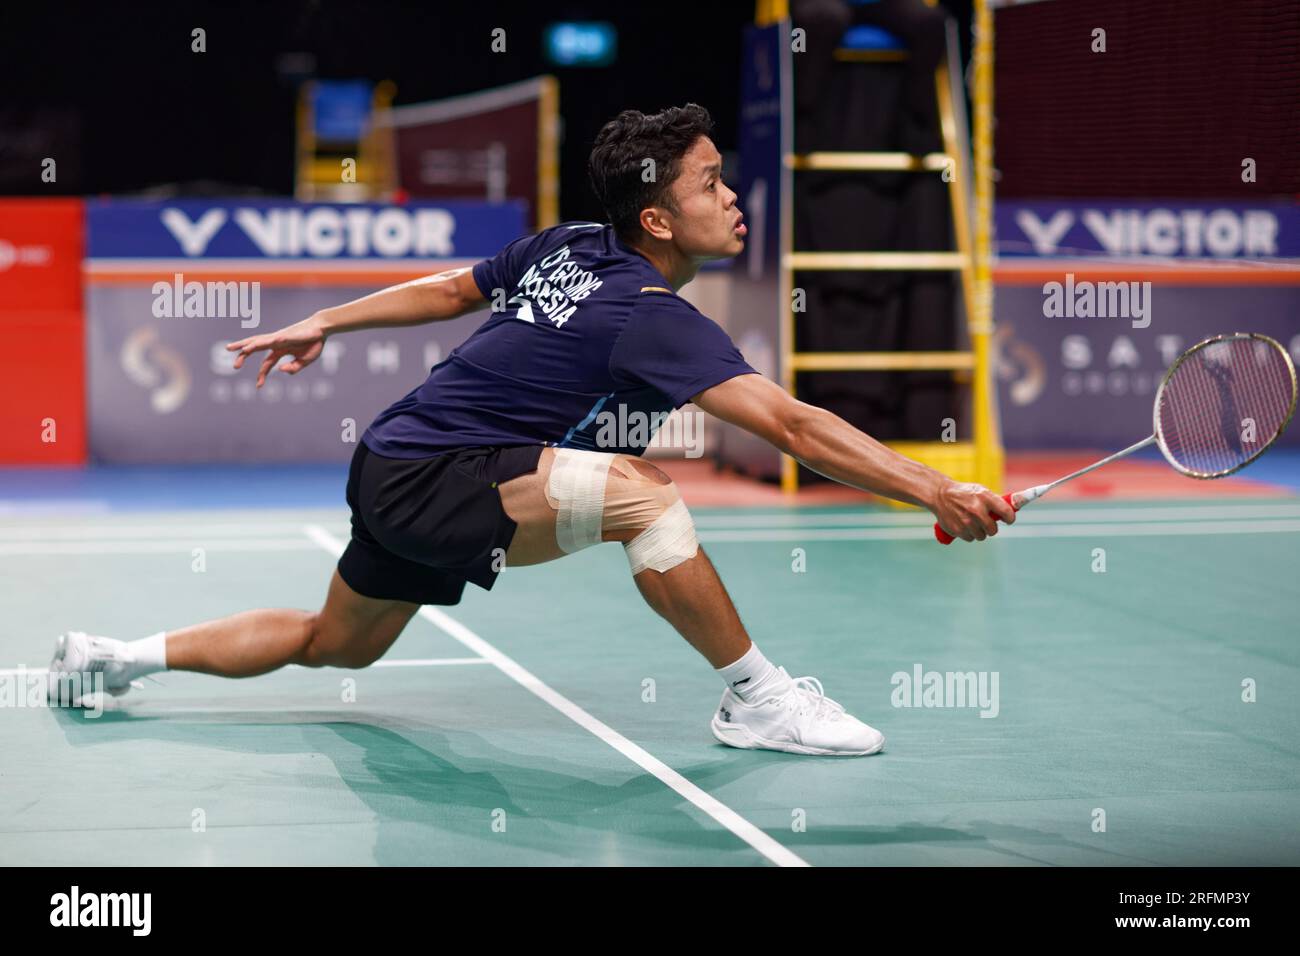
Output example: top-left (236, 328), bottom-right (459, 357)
top-left (694, 503), bottom-right (1300, 528)
top-left (0, 658), bottom-right (489, 678)
top-left (300, 522), bottom-right (809, 868)
top-left (0, 500), bottom-right (112, 516)
top-left (352, 657), bottom-right (490, 668)
top-left (2, 516), bottom-right (1299, 556)
top-left (3, 518), bottom-right (1300, 555)
top-left (697, 519), bottom-right (1300, 542)
top-left (0, 539), bottom-right (319, 555)
top-left (4, 502), bottom-right (1299, 541)
top-left (0, 523), bottom-right (330, 540)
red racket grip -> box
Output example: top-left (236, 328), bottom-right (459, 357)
top-left (934, 493), bottom-right (1018, 545)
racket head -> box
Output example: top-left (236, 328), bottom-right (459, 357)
top-left (1153, 332), bottom-right (1298, 479)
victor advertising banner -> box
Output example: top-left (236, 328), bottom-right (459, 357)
top-left (85, 199), bottom-right (526, 463)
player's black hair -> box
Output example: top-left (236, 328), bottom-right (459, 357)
top-left (587, 103), bottom-right (715, 245)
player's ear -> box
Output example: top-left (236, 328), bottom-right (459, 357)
top-left (639, 206), bottom-right (673, 242)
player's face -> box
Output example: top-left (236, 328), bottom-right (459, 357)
top-left (666, 137), bottom-right (745, 259)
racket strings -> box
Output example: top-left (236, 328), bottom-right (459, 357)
top-left (1158, 336), bottom-right (1296, 476)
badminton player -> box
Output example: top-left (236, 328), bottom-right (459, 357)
top-left (50, 104), bottom-right (1013, 756)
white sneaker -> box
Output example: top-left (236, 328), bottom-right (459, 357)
top-left (47, 631), bottom-right (142, 705)
top-left (711, 667), bottom-right (885, 756)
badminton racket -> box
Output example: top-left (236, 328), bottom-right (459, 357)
top-left (935, 332), bottom-right (1298, 544)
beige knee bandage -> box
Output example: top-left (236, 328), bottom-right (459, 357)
top-left (622, 498), bottom-right (699, 575)
top-left (545, 449), bottom-right (699, 574)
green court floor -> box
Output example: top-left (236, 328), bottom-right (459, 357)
top-left (3, 499), bottom-right (1298, 866)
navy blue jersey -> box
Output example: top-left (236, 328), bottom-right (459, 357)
top-left (362, 222), bottom-right (758, 458)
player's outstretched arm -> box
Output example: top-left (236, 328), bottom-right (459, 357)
top-left (225, 267), bottom-right (485, 387)
top-left (691, 373), bottom-right (1015, 542)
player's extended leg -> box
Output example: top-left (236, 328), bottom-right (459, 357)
top-left (498, 447), bottom-right (885, 756)
top-left (166, 570), bottom-right (418, 676)
top-left (47, 570), bottom-right (418, 698)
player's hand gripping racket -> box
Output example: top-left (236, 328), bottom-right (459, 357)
top-left (935, 333), bottom-right (1298, 544)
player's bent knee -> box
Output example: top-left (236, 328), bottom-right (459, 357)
top-left (321, 646), bottom-right (381, 669)
top-left (543, 448), bottom-right (698, 575)
top-left (304, 641), bottom-right (380, 669)
top-left (300, 613), bottom-right (382, 669)
top-left (295, 612), bottom-right (329, 668)
top-left (623, 496), bottom-right (699, 575)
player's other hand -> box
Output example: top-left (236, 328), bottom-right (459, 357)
top-left (226, 314), bottom-right (327, 388)
top-left (932, 480), bottom-right (1016, 542)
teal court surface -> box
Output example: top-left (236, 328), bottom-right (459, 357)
top-left (2, 497), bottom-right (1299, 866)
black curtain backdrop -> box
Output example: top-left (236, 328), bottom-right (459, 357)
top-left (790, 8), bottom-right (961, 476)
top-left (0, 0), bottom-right (754, 221)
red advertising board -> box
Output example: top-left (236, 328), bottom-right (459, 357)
top-left (0, 198), bottom-right (85, 464)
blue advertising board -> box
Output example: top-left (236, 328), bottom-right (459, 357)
top-left (86, 199), bottom-right (526, 261)
top-left (993, 200), bottom-right (1300, 450)
top-left (85, 199), bottom-right (527, 464)
top-left (996, 201), bottom-right (1300, 261)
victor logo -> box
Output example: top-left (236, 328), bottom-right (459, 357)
top-left (159, 206), bottom-right (456, 257)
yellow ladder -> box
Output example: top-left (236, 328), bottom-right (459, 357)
top-left (769, 3), bottom-right (1003, 498)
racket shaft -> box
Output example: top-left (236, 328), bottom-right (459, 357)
top-left (1036, 434), bottom-right (1157, 497)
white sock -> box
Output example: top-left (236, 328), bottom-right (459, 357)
top-left (124, 632), bottom-right (168, 680)
top-left (716, 643), bottom-right (788, 702)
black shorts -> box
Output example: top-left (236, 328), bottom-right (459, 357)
top-left (338, 442), bottom-right (545, 606)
